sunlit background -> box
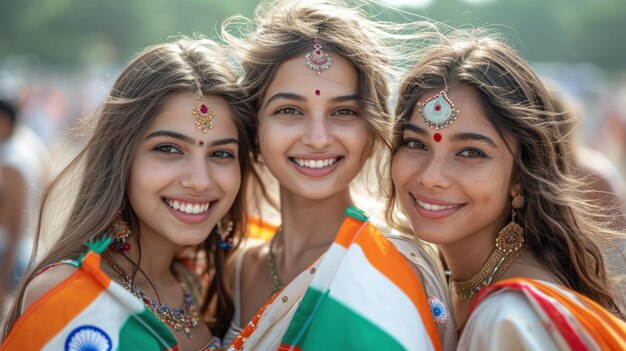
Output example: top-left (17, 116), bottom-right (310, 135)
top-left (1, 0), bottom-right (625, 202)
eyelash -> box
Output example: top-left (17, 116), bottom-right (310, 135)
top-left (273, 107), bottom-right (359, 117)
top-left (400, 138), bottom-right (488, 158)
top-left (332, 108), bottom-right (358, 117)
top-left (154, 144), bottom-right (181, 154)
top-left (401, 138), bottom-right (426, 150)
top-left (457, 148), bottom-right (487, 158)
top-left (275, 106), bottom-right (301, 115)
top-left (153, 145), bottom-right (235, 159)
top-left (211, 150), bottom-right (235, 159)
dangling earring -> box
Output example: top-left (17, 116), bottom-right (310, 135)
top-left (216, 219), bottom-right (234, 250)
top-left (452, 195), bottom-right (525, 299)
top-left (496, 195), bottom-right (525, 254)
top-left (110, 211), bottom-right (131, 252)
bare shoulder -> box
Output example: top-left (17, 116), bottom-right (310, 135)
top-left (22, 264), bottom-right (78, 313)
top-left (504, 251), bottom-right (561, 285)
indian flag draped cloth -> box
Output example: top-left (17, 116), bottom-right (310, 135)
top-left (471, 278), bottom-right (626, 350)
top-left (278, 207), bottom-right (441, 351)
top-left (1, 237), bottom-right (179, 351)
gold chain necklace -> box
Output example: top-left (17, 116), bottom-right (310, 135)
top-left (102, 251), bottom-right (199, 338)
top-left (451, 214), bottom-right (524, 299)
top-left (268, 226), bottom-right (283, 296)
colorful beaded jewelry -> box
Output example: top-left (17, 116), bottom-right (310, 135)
top-left (110, 211), bottom-right (131, 252)
top-left (102, 251), bottom-right (199, 338)
top-left (418, 89), bottom-right (460, 130)
top-left (305, 40), bottom-right (332, 75)
top-left (192, 95), bottom-right (215, 133)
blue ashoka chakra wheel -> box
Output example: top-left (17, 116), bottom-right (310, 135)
top-left (64, 325), bottom-right (112, 351)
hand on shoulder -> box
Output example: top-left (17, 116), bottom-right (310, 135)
top-left (22, 264), bottom-right (78, 313)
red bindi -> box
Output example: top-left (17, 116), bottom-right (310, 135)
top-left (199, 141), bottom-right (204, 146)
top-left (433, 133), bottom-right (442, 142)
top-left (315, 89), bottom-right (320, 96)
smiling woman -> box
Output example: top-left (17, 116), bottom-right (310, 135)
top-left (0, 37), bottom-right (255, 351)
top-left (388, 28), bottom-right (626, 350)
top-left (221, 1), bottom-right (456, 350)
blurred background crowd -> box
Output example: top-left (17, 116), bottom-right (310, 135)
top-left (1, 0), bottom-right (625, 319)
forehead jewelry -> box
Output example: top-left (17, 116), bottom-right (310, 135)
top-left (417, 87), bottom-right (460, 130)
top-left (192, 95), bottom-right (215, 133)
top-left (305, 39), bottom-right (332, 75)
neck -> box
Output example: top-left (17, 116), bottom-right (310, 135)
top-left (440, 234), bottom-right (495, 282)
top-left (277, 187), bottom-right (353, 259)
top-left (117, 235), bottom-right (179, 285)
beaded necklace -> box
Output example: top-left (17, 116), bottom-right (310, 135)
top-left (268, 226), bottom-right (283, 296)
top-left (102, 251), bottom-right (199, 338)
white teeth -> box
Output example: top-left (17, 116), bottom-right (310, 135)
top-left (166, 199), bottom-right (211, 214)
top-left (293, 157), bottom-right (338, 169)
top-left (414, 198), bottom-right (460, 211)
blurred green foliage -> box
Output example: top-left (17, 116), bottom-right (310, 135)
top-left (1, 0), bottom-right (625, 72)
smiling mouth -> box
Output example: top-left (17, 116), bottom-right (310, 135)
top-left (414, 198), bottom-right (463, 211)
top-left (290, 157), bottom-right (341, 169)
top-left (165, 199), bottom-right (215, 214)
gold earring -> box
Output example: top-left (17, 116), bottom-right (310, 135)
top-left (110, 211), bottom-right (131, 252)
top-left (496, 195), bottom-right (525, 253)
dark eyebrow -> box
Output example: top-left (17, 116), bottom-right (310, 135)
top-left (264, 93), bottom-right (360, 107)
top-left (210, 138), bottom-right (239, 147)
top-left (145, 131), bottom-right (239, 148)
top-left (452, 133), bottom-right (498, 149)
top-left (265, 92), bottom-right (306, 106)
top-left (402, 124), bottom-right (498, 149)
top-left (402, 123), bottom-right (428, 136)
top-left (145, 130), bottom-right (194, 145)
top-left (329, 94), bottom-right (360, 103)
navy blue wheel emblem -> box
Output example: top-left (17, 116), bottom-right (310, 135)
top-left (64, 325), bottom-right (112, 351)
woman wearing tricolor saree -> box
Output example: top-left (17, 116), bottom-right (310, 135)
top-left (388, 28), bottom-right (626, 350)
top-left (1, 37), bottom-right (255, 350)
top-left (221, 1), bottom-right (456, 350)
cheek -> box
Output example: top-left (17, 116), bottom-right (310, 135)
top-left (215, 164), bottom-right (242, 198)
top-left (391, 152), bottom-right (417, 188)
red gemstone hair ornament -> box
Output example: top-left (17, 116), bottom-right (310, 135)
top-left (192, 95), bottom-right (215, 133)
top-left (305, 40), bottom-right (332, 75)
top-left (418, 86), bottom-right (460, 130)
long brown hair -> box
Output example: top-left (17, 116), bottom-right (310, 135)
top-left (2, 37), bottom-right (255, 340)
top-left (387, 29), bottom-right (625, 317)
top-left (222, 0), bottom-right (401, 203)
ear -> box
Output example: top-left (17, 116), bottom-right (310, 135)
top-left (510, 181), bottom-right (522, 198)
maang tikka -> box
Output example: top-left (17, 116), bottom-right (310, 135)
top-left (305, 39), bottom-right (332, 75)
top-left (418, 85), bottom-right (460, 130)
top-left (192, 94), bottom-right (215, 133)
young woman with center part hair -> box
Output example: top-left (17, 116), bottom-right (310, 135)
top-left (222, 1), bottom-right (456, 350)
top-left (0, 38), bottom-right (254, 351)
top-left (389, 29), bottom-right (626, 350)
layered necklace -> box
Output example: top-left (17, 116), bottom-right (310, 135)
top-left (102, 251), bottom-right (199, 338)
top-left (268, 226), bottom-right (284, 296)
top-left (451, 213), bottom-right (524, 300)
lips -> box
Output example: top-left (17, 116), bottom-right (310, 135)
top-left (165, 199), bottom-right (213, 214)
top-left (290, 157), bottom-right (340, 169)
top-left (410, 193), bottom-right (464, 220)
top-left (413, 198), bottom-right (462, 211)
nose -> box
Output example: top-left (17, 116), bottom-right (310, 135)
top-left (301, 115), bottom-right (333, 150)
top-left (180, 157), bottom-right (213, 193)
top-left (417, 154), bottom-right (452, 190)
